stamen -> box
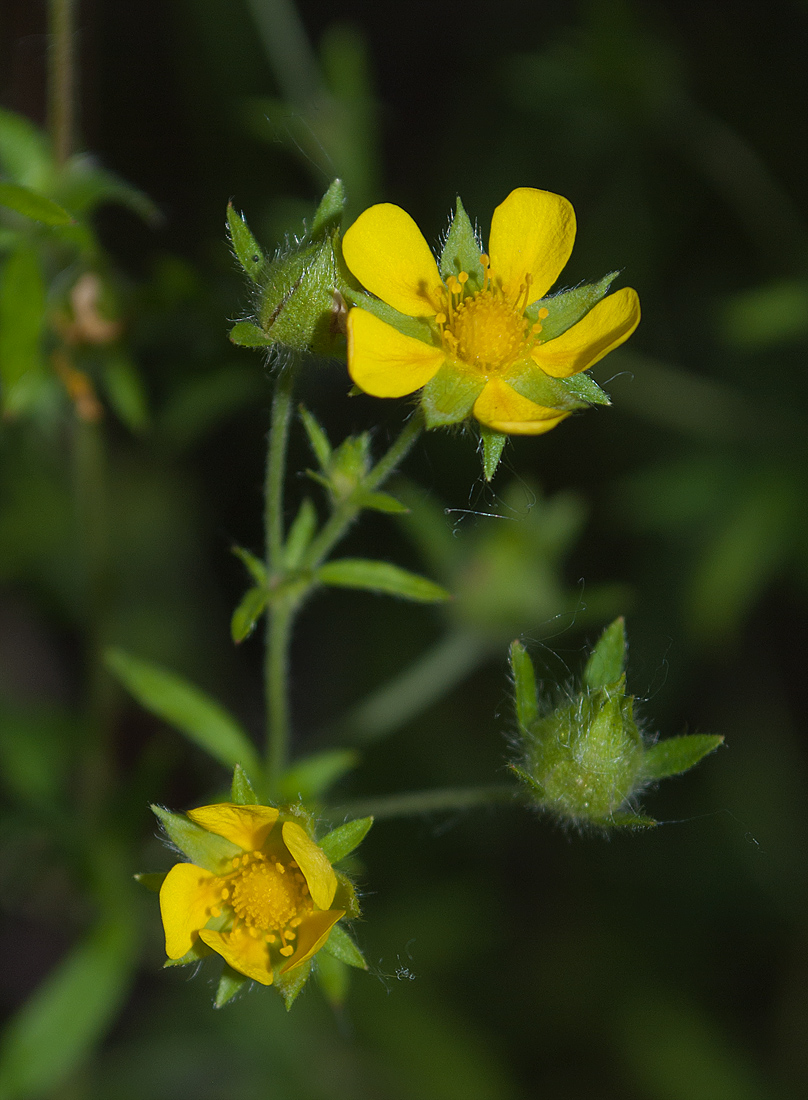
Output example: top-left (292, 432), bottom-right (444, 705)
top-left (538, 307), bottom-right (549, 320)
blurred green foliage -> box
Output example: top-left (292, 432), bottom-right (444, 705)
top-left (1, 0), bottom-right (807, 1098)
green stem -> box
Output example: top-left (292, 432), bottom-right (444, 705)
top-left (265, 362), bottom-right (297, 572)
top-left (334, 783), bottom-right (518, 821)
top-left (48, 0), bottom-right (76, 166)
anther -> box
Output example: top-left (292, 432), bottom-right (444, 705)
top-left (538, 307), bottom-right (549, 319)
top-left (280, 945), bottom-right (294, 957)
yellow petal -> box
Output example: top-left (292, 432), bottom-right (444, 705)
top-left (159, 863), bottom-right (221, 959)
top-left (488, 188), bottom-right (576, 305)
top-left (282, 821), bottom-right (337, 910)
top-left (186, 803), bottom-right (279, 852)
top-left (473, 378), bottom-right (570, 436)
top-left (342, 204), bottom-right (443, 317)
top-left (531, 287), bottom-right (641, 378)
top-left (347, 308), bottom-right (445, 397)
top-left (199, 926), bottom-right (273, 986)
top-left (280, 909), bottom-right (345, 974)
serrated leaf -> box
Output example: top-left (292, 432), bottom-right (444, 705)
top-left (510, 640), bottom-right (539, 731)
top-left (231, 763), bottom-right (259, 805)
top-left (528, 272), bottom-right (618, 340)
top-left (102, 352), bottom-right (150, 433)
top-left (278, 749), bottom-right (359, 803)
top-left (232, 545), bottom-right (267, 586)
top-left (215, 964), bottom-right (248, 1008)
top-left (583, 618), bottom-right (627, 690)
top-left (283, 498), bottom-right (318, 569)
top-left (480, 426), bottom-right (507, 481)
top-left (275, 958), bottom-right (311, 1010)
top-left (0, 243), bottom-right (45, 401)
top-left (321, 923), bottom-right (367, 970)
top-left (0, 181), bottom-right (74, 225)
top-left (227, 203), bottom-right (265, 283)
top-left (133, 872), bottom-right (166, 893)
top-left (439, 197), bottom-right (483, 283)
top-left (316, 558), bottom-right (450, 602)
top-left (151, 805), bottom-right (241, 869)
top-left (299, 404), bottom-right (332, 469)
top-left (641, 734), bottom-right (724, 781)
top-left (421, 362), bottom-right (483, 427)
top-left (308, 179), bottom-right (345, 238)
top-left (318, 816), bottom-right (373, 863)
top-left (231, 586), bottom-right (269, 643)
top-left (106, 648), bottom-right (260, 777)
top-left (356, 490), bottom-right (410, 515)
top-left (229, 320), bottom-right (272, 347)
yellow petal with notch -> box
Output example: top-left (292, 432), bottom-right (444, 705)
top-left (187, 803), bottom-right (279, 851)
top-left (532, 287), bottom-right (640, 378)
top-left (159, 863), bottom-right (220, 958)
top-left (347, 309), bottom-right (445, 397)
top-left (343, 203), bottom-right (443, 317)
top-left (489, 188), bottom-right (576, 305)
top-left (473, 378), bottom-right (570, 435)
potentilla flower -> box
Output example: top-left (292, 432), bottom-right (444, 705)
top-left (159, 802), bottom-right (347, 986)
top-left (342, 188), bottom-right (640, 437)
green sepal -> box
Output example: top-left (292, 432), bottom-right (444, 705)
top-left (231, 763), bottom-right (259, 805)
top-left (308, 178), bottom-right (346, 239)
top-left (343, 288), bottom-right (435, 342)
top-left (321, 923), bottom-right (367, 970)
top-left (563, 371), bottom-right (611, 407)
top-left (334, 870), bottom-right (361, 920)
top-left (226, 203), bottom-right (265, 283)
top-left (439, 197), bottom-right (483, 286)
top-left (316, 950), bottom-right (349, 1007)
top-left (355, 490), bottom-right (409, 515)
top-left (505, 365), bottom-right (588, 412)
top-left (0, 181), bottom-right (74, 225)
top-left (275, 959), bottom-right (312, 1010)
top-left (583, 618), bottom-right (627, 690)
top-left (318, 816), bottom-right (373, 863)
top-left (316, 558), bottom-right (451, 602)
top-left (163, 940), bottom-right (213, 967)
top-left (133, 872), bottom-right (166, 893)
top-left (527, 271), bottom-right (618, 340)
top-left (231, 586), bottom-right (269, 643)
top-left (510, 640), bottom-right (539, 731)
top-left (229, 321), bottom-right (273, 347)
top-left (150, 805), bottom-right (241, 870)
top-left (278, 749), bottom-right (359, 803)
top-left (421, 362), bottom-right (483, 428)
top-left (480, 426), bottom-right (507, 481)
top-left (299, 405), bottom-right (332, 469)
top-left (608, 812), bottom-right (658, 829)
top-left (106, 648), bottom-right (260, 778)
top-left (214, 964), bottom-right (248, 1008)
top-left (640, 734), bottom-right (724, 781)
top-left (283, 498), bottom-right (318, 568)
top-left (232, 545), bottom-right (267, 586)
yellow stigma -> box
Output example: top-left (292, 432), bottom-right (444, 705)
top-left (225, 850), bottom-right (312, 939)
top-left (437, 263), bottom-right (543, 375)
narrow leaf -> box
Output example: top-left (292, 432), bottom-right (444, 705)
top-left (357, 490), bottom-right (410, 515)
top-left (316, 558), bottom-right (450, 602)
top-left (215, 965), bottom-right (248, 1008)
top-left (318, 816), bottom-right (373, 863)
top-left (231, 763), bottom-right (259, 805)
top-left (283, 498), bottom-right (318, 569)
top-left (106, 648), bottom-right (260, 777)
top-left (583, 618), bottom-right (627, 690)
top-left (229, 320), bottom-right (272, 347)
top-left (232, 545), bottom-right (267, 586)
top-left (510, 640), bottom-right (539, 731)
top-left (151, 805), bottom-right (241, 870)
top-left (322, 923), bottom-right (367, 970)
top-left (299, 405), bottom-right (332, 470)
top-left (226, 203), bottom-right (265, 282)
top-left (641, 734), bottom-right (724, 781)
top-left (278, 749), bottom-right (359, 803)
top-left (0, 181), bottom-right (74, 225)
top-left (231, 586), bottom-right (269, 643)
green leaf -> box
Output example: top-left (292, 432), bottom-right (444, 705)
top-left (439, 197), bottom-right (483, 284)
top-left (232, 545), bottom-right (267, 586)
top-left (102, 352), bottom-right (150, 433)
top-left (215, 965), bottom-right (248, 1008)
top-left (0, 244), bottom-right (45, 403)
top-left (527, 271), bottom-right (618, 340)
top-left (229, 320), bottom-right (272, 347)
top-left (274, 958), bottom-right (312, 1010)
top-left (299, 404), bottom-right (332, 469)
top-left (0, 106), bottom-right (52, 188)
top-left (510, 640), bottom-right (539, 731)
top-left (321, 923), bottom-right (368, 970)
top-left (316, 950), bottom-right (350, 1007)
top-left (231, 586), bottom-right (269, 643)
top-left (318, 816), bottom-right (374, 863)
top-left (356, 490), bottom-right (410, 515)
top-left (283, 498), bottom-right (318, 569)
top-left (0, 919), bottom-right (135, 1100)
top-left (641, 734), bottom-right (724, 781)
top-left (278, 749), bottom-right (359, 802)
top-left (151, 805), bottom-right (241, 869)
top-left (0, 181), bottom-right (74, 225)
top-left (480, 426), bottom-right (507, 481)
top-left (133, 872), bottom-right (166, 893)
top-left (227, 203), bottom-right (265, 283)
top-left (421, 362), bottom-right (484, 427)
top-left (105, 648), bottom-right (260, 777)
top-left (316, 558), bottom-right (451, 602)
top-left (583, 618), bottom-right (627, 690)
top-left (308, 179), bottom-right (345, 238)
top-left (231, 763), bottom-right (259, 805)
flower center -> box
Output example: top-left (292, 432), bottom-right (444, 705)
top-left (436, 256), bottom-right (548, 376)
top-left (220, 851), bottom-right (312, 956)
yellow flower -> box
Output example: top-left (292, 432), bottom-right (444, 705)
top-left (342, 187), bottom-right (640, 436)
top-left (159, 802), bottom-right (345, 986)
